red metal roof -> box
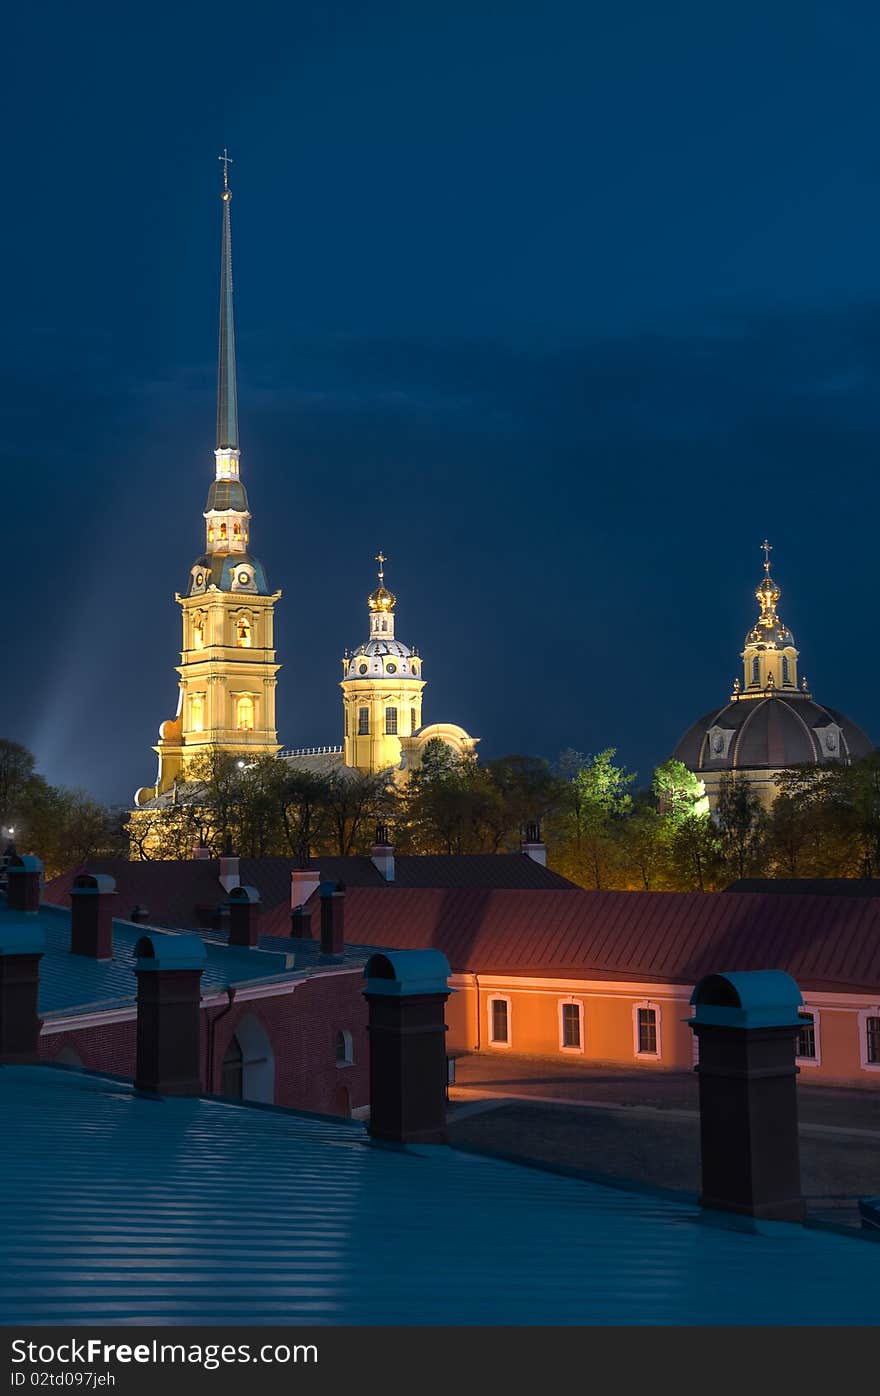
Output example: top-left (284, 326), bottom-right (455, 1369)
top-left (321, 886), bottom-right (880, 993)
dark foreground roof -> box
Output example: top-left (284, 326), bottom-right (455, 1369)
top-left (727, 879), bottom-right (880, 898)
top-left (2, 1065), bottom-right (878, 1326)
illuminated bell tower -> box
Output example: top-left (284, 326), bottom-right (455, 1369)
top-left (737, 540), bottom-right (801, 698)
top-left (340, 554), bottom-right (425, 776)
top-left (134, 154), bottom-right (282, 806)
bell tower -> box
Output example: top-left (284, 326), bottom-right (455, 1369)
top-left (134, 154), bottom-right (282, 807)
top-left (340, 554), bottom-right (426, 776)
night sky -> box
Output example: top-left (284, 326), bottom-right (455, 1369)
top-left (5, 2), bottom-right (880, 805)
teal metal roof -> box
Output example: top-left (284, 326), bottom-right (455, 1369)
top-left (5, 904), bottom-right (306, 1017)
top-left (0, 1065), bottom-right (878, 1326)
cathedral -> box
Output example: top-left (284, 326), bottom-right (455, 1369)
top-left (672, 543), bottom-right (873, 808)
top-left (134, 164), bottom-right (475, 810)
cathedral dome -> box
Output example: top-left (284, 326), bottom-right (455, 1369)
top-left (345, 637), bottom-right (420, 679)
top-left (673, 694), bottom-right (873, 774)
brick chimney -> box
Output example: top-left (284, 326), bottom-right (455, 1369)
top-left (0, 924), bottom-right (45, 1064)
top-left (227, 885), bottom-right (262, 948)
top-left (689, 970), bottom-right (804, 1222)
top-left (291, 867), bottom-right (321, 910)
top-left (133, 932), bottom-right (206, 1096)
top-left (363, 949), bottom-right (451, 1145)
top-left (290, 902), bottom-right (315, 939)
top-left (192, 846), bottom-right (212, 861)
top-left (70, 873), bottom-right (116, 959)
top-left (319, 881), bottom-right (345, 958)
top-left (219, 855), bottom-right (241, 894)
top-left (521, 822), bottom-right (547, 866)
top-left (370, 823), bottom-right (395, 882)
top-left (6, 855), bottom-right (42, 913)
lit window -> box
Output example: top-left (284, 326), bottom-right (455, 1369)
top-left (782, 655), bottom-right (790, 684)
top-left (193, 620), bottom-right (205, 649)
top-left (236, 694), bottom-right (254, 731)
top-left (751, 656), bottom-right (760, 684)
top-left (220, 522), bottom-right (227, 540)
top-left (234, 521), bottom-right (241, 537)
top-left (637, 1007), bottom-right (658, 1055)
top-left (381, 618), bottom-right (388, 632)
top-left (358, 707), bottom-right (369, 735)
top-left (561, 1002), bottom-right (582, 1050)
top-left (237, 616), bottom-right (252, 648)
top-left (385, 707), bottom-right (398, 735)
top-left (411, 708), bottom-right (418, 734)
top-left (208, 524), bottom-right (215, 543)
top-left (489, 998), bottom-right (509, 1045)
top-left (336, 1030), bottom-right (353, 1066)
top-left (867, 1017), bottom-right (880, 1065)
top-left (190, 694), bottom-right (204, 733)
top-left (796, 1013), bottom-right (816, 1060)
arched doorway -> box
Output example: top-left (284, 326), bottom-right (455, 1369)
top-left (221, 1014), bottom-right (275, 1103)
top-left (334, 1084), bottom-right (352, 1118)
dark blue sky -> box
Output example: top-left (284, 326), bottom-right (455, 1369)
top-left (5, 1), bottom-right (880, 803)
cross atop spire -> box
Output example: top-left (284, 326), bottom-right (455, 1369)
top-left (218, 147), bottom-right (233, 191)
top-left (761, 538), bottom-right (773, 573)
top-left (376, 550), bottom-right (387, 585)
top-left (215, 151), bottom-right (239, 451)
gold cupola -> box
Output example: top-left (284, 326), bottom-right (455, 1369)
top-left (737, 540), bottom-right (800, 697)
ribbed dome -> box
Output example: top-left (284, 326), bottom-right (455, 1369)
top-left (673, 695), bottom-right (873, 773)
top-left (744, 619), bottom-right (795, 648)
top-left (205, 478), bottom-right (249, 513)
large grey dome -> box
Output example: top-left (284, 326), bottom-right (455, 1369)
top-left (673, 694), bottom-right (874, 773)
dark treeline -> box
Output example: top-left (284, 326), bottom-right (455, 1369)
top-left (4, 736), bottom-right (880, 889)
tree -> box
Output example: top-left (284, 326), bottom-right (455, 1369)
top-left (651, 758), bottom-right (709, 822)
top-left (548, 749), bottom-right (636, 890)
top-left (716, 773), bottom-right (765, 883)
top-left (0, 739), bottom-right (38, 834)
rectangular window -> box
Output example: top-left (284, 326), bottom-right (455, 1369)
top-left (637, 1008), bottom-right (657, 1055)
top-left (385, 707), bottom-right (398, 735)
top-left (411, 707), bottom-right (418, 734)
top-left (489, 998), bottom-right (509, 1045)
top-left (796, 1014), bottom-right (816, 1060)
top-left (358, 708), bottom-right (369, 735)
top-left (866, 1016), bottom-right (880, 1065)
top-left (561, 1002), bottom-right (581, 1049)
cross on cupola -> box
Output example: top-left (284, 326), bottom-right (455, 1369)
top-left (761, 539), bottom-right (773, 573)
top-left (376, 551), bottom-right (387, 584)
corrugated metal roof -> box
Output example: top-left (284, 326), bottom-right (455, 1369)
top-left (1, 903), bottom-right (346, 1017)
top-left (1, 1065), bottom-right (878, 1326)
top-left (287, 885), bottom-right (880, 992)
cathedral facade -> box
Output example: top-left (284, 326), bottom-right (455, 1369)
top-left (672, 543), bottom-right (873, 808)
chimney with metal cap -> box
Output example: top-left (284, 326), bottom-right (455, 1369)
top-left (70, 873), bottom-right (116, 959)
top-left (0, 924), bottom-right (45, 1064)
top-left (227, 885), bottom-right (262, 948)
top-left (370, 823), bottom-right (395, 882)
top-left (521, 822), bottom-right (547, 866)
top-left (319, 881), bottom-right (345, 958)
top-left (133, 932), bottom-right (206, 1096)
top-left (689, 969), bottom-right (804, 1222)
top-left (6, 855), bottom-right (42, 913)
top-left (291, 867), bottom-right (321, 911)
top-left (363, 949), bottom-right (451, 1145)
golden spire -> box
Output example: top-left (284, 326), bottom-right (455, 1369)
top-left (368, 550), bottom-right (396, 612)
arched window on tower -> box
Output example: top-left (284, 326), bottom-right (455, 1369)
top-left (236, 694), bottom-right (254, 731)
top-left (219, 522), bottom-right (227, 541)
top-left (233, 521), bottom-right (241, 538)
top-left (751, 656), bottom-right (760, 685)
top-left (190, 694), bottom-right (204, 733)
top-left (208, 523), bottom-right (215, 543)
top-left (381, 618), bottom-right (388, 632)
top-left (236, 615), bottom-right (252, 648)
top-left (782, 655), bottom-right (790, 685)
top-left (193, 618), bottom-right (205, 649)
